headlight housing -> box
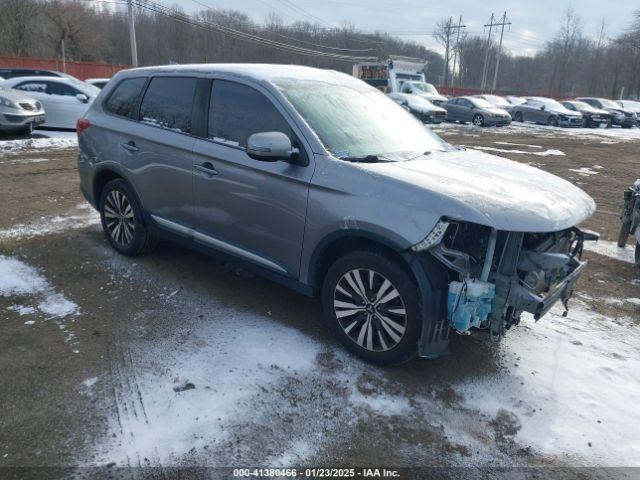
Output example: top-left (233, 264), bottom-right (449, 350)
top-left (411, 219), bottom-right (450, 252)
top-left (0, 97), bottom-right (19, 109)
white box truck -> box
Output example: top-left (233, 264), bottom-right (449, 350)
top-left (353, 56), bottom-right (448, 106)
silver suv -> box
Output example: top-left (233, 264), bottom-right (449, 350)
top-left (77, 64), bottom-right (597, 365)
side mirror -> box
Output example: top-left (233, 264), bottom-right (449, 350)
top-left (247, 131), bottom-right (298, 162)
top-left (76, 93), bottom-right (89, 104)
top-left (540, 105), bottom-right (546, 111)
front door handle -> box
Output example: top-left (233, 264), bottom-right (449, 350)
top-left (194, 161), bottom-right (219, 177)
top-left (120, 141), bottom-right (139, 153)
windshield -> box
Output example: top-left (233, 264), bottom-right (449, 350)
top-left (598, 98), bottom-right (619, 109)
top-left (470, 98), bottom-right (496, 109)
top-left (507, 96), bottom-right (526, 105)
top-left (71, 79), bottom-right (101, 97)
top-left (569, 101), bottom-right (592, 110)
top-left (408, 82), bottom-right (438, 95)
top-left (482, 95), bottom-right (509, 106)
top-left (620, 100), bottom-right (640, 109)
top-left (276, 80), bottom-right (448, 159)
top-left (533, 98), bottom-right (565, 110)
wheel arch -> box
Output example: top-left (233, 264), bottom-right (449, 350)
top-left (307, 230), bottom-right (414, 295)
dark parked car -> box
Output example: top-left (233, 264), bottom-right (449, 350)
top-left (511, 97), bottom-right (583, 127)
top-left (474, 94), bottom-right (514, 115)
top-left (575, 97), bottom-right (637, 128)
top-left (444, 96), bottom-right (511, 126)
top-left (617, 100), bottom-right (640, 126)
top-left (387, 92), bottom-right (446, 124)
top-left (0, 68), bottom-right (68, 79)
top-left (77, 64), bottom-right (596, 365)
top-left (562, 100), bottom-right (610, 128)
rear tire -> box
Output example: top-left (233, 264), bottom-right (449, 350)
top-left (636, 242), bottom-right (640, 268)
top-left (99, 179), bottom-right (157, 256)
top-left (514, 112), bottom-right (523, 123)
top-left (321, 250), bottom-right (422, 366)
top-left (618, 219), bottom-right (632, 248)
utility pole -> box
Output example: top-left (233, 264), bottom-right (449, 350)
top-left (490, 11), bottom-right (511, 92)
top-left (127, 0), bottom-right (139, 67)
top-left (480, 13), bottom-right (495, 92)
top-left (61, 39), bottom-right (66, 74)
top-left (449, 16), bottom-right (466, 88)
top-left (441, 17), bottom-right (453, 87)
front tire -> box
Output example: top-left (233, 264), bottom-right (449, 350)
top-left (636, 243), bottom-right (640, 268)
top-left (548, 116), bottom-right (559, 127)
top-left (472, 114), bottom-right (484, 127)
top-left (514, 111), bottom-right (523, 123)
top-left (99, 179), bottom-right (157, 256)
top-left (321, 251), bottom-right (422, 365)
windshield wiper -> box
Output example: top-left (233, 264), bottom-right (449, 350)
top-left (339, 154), bottom-right (383, 163)
top-left (404, 151), bottom-right (432, 161)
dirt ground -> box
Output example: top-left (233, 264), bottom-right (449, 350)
top-left (0, 125), bottom-right (639, 480)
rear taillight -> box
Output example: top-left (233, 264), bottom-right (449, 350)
top-left (76, 118), bottom-right (90, 135)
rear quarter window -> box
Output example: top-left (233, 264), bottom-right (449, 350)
top-left (104, 77), bottom-right (147, 118)
top-left (139, 77), bottom-right (197, 133)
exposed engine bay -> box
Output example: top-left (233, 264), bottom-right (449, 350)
top-left (417, 219), bottom-right (599, 338)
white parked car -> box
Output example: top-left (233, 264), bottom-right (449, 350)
top-left (85, 78), bottom-right (110, 89)
top-left (0, 87), bottom-right (45, 134)
top-left (0, 76), bottom-right (100, 129)
top-left (387, 92), bottom-right (446, 123)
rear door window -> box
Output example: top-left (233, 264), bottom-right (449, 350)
top-left (208, 80), bottom-right (293, 148)
top-left (139, 77), bottom-right (197, 133)
top-left (46, 82), bottom-right (80, 96)
top-left (104, 77), bottom-right (147, 118)
top-left (14, 81), bottom-right (47, 93)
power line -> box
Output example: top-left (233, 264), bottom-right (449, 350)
top-left (132, 0), bottom-right (378, 61)
top-left (188, 0), bottom-right (377, 52)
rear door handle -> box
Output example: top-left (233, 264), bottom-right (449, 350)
top-left (120, 141), bottom-right (139, 153)
top-left (194, 161), bottom-right (219, 177)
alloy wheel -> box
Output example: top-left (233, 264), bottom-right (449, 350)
top-left (104, 190), bottom-right (135, 247)
top-left (333, 268), bottom-right (407, 352)
top-left (472, 114), bottom-right (484, 126)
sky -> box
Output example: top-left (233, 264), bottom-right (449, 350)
top-left (166, 0), bottom-right (639, 56)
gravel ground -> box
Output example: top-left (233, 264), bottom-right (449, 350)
top-left (0, 125), bottom-right (639, 480)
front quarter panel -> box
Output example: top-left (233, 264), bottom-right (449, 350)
top-left (299, 154), bottom-right (442, 284)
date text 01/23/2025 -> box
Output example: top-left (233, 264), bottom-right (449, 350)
top-left (233, 468), bottom-right (401, 478)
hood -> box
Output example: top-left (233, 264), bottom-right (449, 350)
top-left (361, 149), bottom-right (596, 232)
top-left (407, 99), bottom-right (446, 114)
top-left (484, 107), bottom-right (510, 116)
top-left (0, 87), bottom-right (38, 103)
top-left (549, 107), bottom-right (581, 117)
top-left (417, 92), bottom-right (448, 103)
top-left (581, 107), bottom-right (609, 116)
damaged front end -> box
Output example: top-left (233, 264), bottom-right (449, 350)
top-left (413, 219), bottom-right (599, 357)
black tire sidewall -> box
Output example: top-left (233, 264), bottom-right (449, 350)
top-left (515, 112), bottom-right (523, 122)
top-left (321, 251), bottom-right (422, 366)
top-left (99, 179), bottom-right (150, 256)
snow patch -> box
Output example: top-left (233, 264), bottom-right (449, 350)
top-left (454, 306), bottom-right (640, 466)
top-left (0, 203), bottom-right (100, 242)
top-left (1, 255), bottom-right (79, 348)
top-left (583, 240), bottom-right (635, 264)
top-left (0, 131), bottom-right (77, 152)
top-left (465, 145), bottom-right (565, 156)
top-left (569, 167), bottom-right (599, 177)
top-left (38, 293), bottom-right (78, 317)
top-left (7, 304), bottom-right (37, 316)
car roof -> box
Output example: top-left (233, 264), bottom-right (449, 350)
top-left (119, 63), bottom-right (352, 84)
top-left (3, 75), bottom-right (74, 83)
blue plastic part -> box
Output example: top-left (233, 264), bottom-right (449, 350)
top-left (447, 280), bottom-right (496, 333)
